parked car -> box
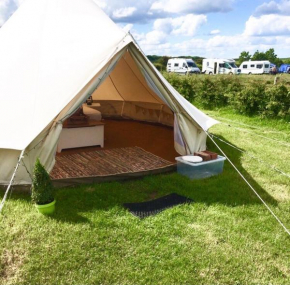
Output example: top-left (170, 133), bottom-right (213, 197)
top-left (166, 58), bottom-right (200, 75)
top-left (202, 58), bottom-right (240, 75)
top-left (239, 60), bottom-right (271, 74)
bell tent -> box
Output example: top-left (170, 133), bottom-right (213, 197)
top-left (0, 0), bottom-right (218, 186)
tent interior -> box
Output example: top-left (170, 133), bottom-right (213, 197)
top-left (54, 50), bottom-right (179, 180)
top-left (90, 51), bottom-right (174, 127)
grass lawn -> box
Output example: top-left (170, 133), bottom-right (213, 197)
top-left (1, 110), bottom-right (290, 285)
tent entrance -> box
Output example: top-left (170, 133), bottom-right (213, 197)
top-left (51, 118), bottom-right (178, 184)
top-left (51, 49), bottom-right (179, 183)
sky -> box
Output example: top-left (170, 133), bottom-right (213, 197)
top-left (1, 0), bottom-right (290, 58)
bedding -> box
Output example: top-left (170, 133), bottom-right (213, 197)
top-left (82, 104), bottom-right (102, 121)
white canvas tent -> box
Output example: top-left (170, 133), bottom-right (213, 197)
top-left (0, 0), bottom-right (218, 186)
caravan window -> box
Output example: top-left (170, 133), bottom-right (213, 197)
top-left (207, 62), bottom-right (209, 66)
top-left (265, 64), bottom-right (269, 68)
top-left (219, 63), bottom-right (225, 68)
top-left (174, 63), bottom-right (179, 67)
top-left (243, 65), bottom-right (247, 68)
top-left (256, 64), bottom-right (263, 69)
top-left (183, 63), bottom-right (186, 68)
top-left (250, 64), bottom-right (254, 68)
top-left (168, 63), bottom-right (171, 66)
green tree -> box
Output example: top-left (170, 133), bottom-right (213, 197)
top-left (265, 48), bottom-right (283, 66)
top-left (156, 56), bottom-right (170, 71)
top-left (283, 58), bottom-right (290, 64)
top-left (238, 51), bottom-right (251, 64)
top-left (251, 50), bottom-right (267, 61)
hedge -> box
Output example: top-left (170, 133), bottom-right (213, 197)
top-left (163, 73), bottom-right (290, 120)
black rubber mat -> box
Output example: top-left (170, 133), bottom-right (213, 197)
top-left (124, 193), bottom-right (193, 219)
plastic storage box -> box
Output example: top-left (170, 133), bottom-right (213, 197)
top-left (175, 155), bottom-right (226, 180)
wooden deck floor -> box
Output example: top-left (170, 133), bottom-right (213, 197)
top-left (50, 147), bottom-right (175, 186)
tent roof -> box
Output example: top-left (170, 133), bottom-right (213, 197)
top-left (0, 0), bottom-right (130, 150)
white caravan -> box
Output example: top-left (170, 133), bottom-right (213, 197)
top-left (202, 58), bottom-right (241, 75)
top-left (166, 58), bottom-right (200, 75)
top-left (239, 61), bottom-right (271, 74)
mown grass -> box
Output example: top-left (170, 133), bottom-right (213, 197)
top-left (1, 110), bottom-right (290, 285)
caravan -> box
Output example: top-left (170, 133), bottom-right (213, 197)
top-left (239, 61), bottom-right (271, 74)
top-left (202, 58), bottom-right (240, 75)
top-left (166, 58), bottom-right (200, 75)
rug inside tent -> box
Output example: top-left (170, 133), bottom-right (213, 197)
top-left (50, 147), bottom-right (174, 180)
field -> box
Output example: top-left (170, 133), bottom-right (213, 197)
top-left (1, 76), bottom-right (290, 285)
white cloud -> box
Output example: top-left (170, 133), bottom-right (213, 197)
top-left (91, 0), bottom-right (233, 23)
top-left (121, 23), bottom-right (133, 32)
top-left (144, 30), bottom-right (168, 44)
top-left (0, 0), bottom-right (233, 27)
top-left (244, 15), bottom-right (290, 36)
top-left (152, 14), bottom-right (207, 37)
top-left (210, 29), bottom-right (220, 35)
top-left (113, 7), bottom-right (136, 19)
top-left (131, 30), bottom-right (146, 42)
top-left (171, 14), bottom-right (207, 36)
top-left (255, 0), bottom-right (290, 16)
top-left (150, 0), bottom-right (233, 14)
top-left (153, 18), bottom-right (173, 34)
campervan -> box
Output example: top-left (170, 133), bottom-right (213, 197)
top-left (239, 61), bottom-right (271, 74)
top-left (166, 58), bottom-right (200, 75)
top-left (202, 58), bottom-right (240, 75)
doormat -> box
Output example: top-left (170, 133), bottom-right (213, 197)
top-left (123, 193), bottom-right (193, 219)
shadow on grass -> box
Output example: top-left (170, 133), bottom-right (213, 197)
top-left (4, 135), bottom-right (277, 223)
top-left (188, 134), bottom-right (278, 207)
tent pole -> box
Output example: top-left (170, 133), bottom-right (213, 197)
top-left (0, 149), bottom-right (25, 213)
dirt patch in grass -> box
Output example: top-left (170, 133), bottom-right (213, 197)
top-left (0, 248), bottom-right (25, 284)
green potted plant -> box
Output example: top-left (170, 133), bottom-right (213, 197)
top-left (31, 158), bottom-right (55, 215)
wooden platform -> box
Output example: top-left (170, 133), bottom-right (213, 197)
top-left (50, 147), bottom-right (176, 187)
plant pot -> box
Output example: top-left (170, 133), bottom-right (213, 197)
top-left (35, 200), bottom-right (56, 215)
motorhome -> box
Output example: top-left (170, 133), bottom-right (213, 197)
top-left (166, 58), bottom-right (200, 75)
top-left (239, 60), bottom-right (271, 74)
top-left (202, 58), bottom-right (240, 75)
